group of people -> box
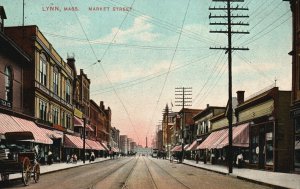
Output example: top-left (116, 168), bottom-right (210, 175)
top-left (66, 154), bottom-right (78, 164)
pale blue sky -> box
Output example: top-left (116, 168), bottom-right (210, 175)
top-left (1, 0), bottom-right (292, 146)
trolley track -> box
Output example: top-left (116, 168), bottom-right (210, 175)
top-left (89, 157), bottom-right (138, 189)
top-left (146, 157), bottom-right (192, 189)
top-left (142, 157), bottom-right (158, 189)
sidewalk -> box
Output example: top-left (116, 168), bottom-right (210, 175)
top-left (8, 157), bottom-right (111, 181)
top-left (181, 159), bottom-right (300, 189)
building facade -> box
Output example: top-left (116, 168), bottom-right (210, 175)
top-left (289, 0), bottom-right (300, 173)
top-left (120, 135), bottom-right (128, 155)
top-left (235, 87), bottom-right (292, 172)
top-left (0, 7), bottom-right (31, 116)
top-left (5, 26), bottom-right (74, 134)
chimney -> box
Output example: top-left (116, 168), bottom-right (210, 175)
top-left (207, 104), bottom-right (209, 108)
top-left (236, 91), bottom-right (245, 105)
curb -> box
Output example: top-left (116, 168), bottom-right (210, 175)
top-left (182, 162), bottom-right (289, 189)
top-left (7, 158), bottom-right (111, 182)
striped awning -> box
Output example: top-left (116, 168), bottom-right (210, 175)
top-left (197, 129), bottom-right (227, 150)
top-left (86, 139), bottom-right (104, 150)
top-left (171, 145), bottom-right (182, 152)
top-left (64, 134), bottom-right (92, 149)
top-left (100, 142), bottom-right (109, 151)
top-left (186, 140), bottom-right (199, 151)
top-left (74, 116), bottom-right (84, 127)
top-left (40, 127), bottom-right (63, 139)
top-left (0, 113), bottom-right (52, 144)
top-left (216, 123), bottom-right (249, 149)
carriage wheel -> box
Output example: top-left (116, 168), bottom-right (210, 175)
top-left (33, 163), bottom-right (40, 183)
top-left (1, 173), bottom-right (9, 183)
top-left (22, 157), bottom-right (31, 186)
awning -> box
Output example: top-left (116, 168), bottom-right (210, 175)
top-left (171, 145), bottom-right (182, 152)
top-left (40, 128), bottom-right (63, 139)
top-left (100, 142), bottom-right (109, 151)
top-left (111, 147), bottom-right (119, 152)
top-left (86, 139), bottom-right (104, 150)
top-left (64, 134), bottom-right (89, 149)
top-left (10, 116), bottom-right (53, 144)
top-left (186, 140), bottom-right (199, 151)
top-left (197, 129), bottom-right (227, 150)
top-left (0, 113), bottom-right (24, 134)
top-left (86, 124), bottom-right (94, 132)
top-left (184, 144), bottom-right (190, 150)
top-left (74, 116), bottom-right (83, 127)
top-left (217, 123), bottom-right (249, 149)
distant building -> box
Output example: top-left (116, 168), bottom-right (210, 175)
top-left (120, 135), bottom-right (128, 154)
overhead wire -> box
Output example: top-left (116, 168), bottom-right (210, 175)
top-left (90, 52), bottom-right (216, 95)
top-left (96, 0), bottom-right (219, 46)
top-left (145, 0), bottom-right (191, 137)
top-left (68, 0), bottom-right (141, 144)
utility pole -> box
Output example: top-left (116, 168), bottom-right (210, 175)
top-left (163, 104), bottom-right (172, 158)
top-left (175, 87), bottom-right (192, 163)
top-left (209, 0), bottom-right (249, 174)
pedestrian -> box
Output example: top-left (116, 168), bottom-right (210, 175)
top-left (47, 150), bottom-right (53, 165)
top-left (195, 153), bottom-right (199, 164)
top-left (90, 152), bottom-right (95, 162)
top-left (236, 152), bottom-right (244, 168)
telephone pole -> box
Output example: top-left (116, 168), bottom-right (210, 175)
top-left (175, 87), bottom-right (192, 163)
top-left (209, 0), bottom-right (249, 174)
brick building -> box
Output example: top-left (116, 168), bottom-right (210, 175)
top-left (289, 0), bottom-right (300, 173)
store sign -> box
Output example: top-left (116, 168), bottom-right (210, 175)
top-left (0, 98), bottom-right (12, 109)
top-left (74, 108), bottom-right (83, 118)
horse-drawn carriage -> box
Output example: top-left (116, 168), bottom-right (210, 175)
top-left (0, 131), bottom-right (41, 186)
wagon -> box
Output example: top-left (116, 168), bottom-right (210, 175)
top-left (0, 131), bottom-right (41, 186)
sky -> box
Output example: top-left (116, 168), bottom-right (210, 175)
top-left (1, 0), bottom-right (292, 146)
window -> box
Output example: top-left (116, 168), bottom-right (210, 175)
top-left (61, 111), bottom-right (65, 127)
top-left (265, 132), bottom-right (273, 165)
top-left (66, 80), bottom-right (71, 103)
top-left (295, 117), bottom-right (300, 168)
top-left (39, 54), bottom-right (47, 86)
top-left (66, 113), bottom-right (71, 129)
top-left (4, 66), bottom-right (13, 102)
top-left (39, 100), bottom-right (47, 121)
top-left (53, 68), bottom-right (59, 95)
top-left (52, 107), bottom-right (59, 124)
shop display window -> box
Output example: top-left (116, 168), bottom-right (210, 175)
top-left (265, 132), bottom-right (273, 165)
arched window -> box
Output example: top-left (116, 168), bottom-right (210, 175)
top-left (39, 53), bottom-right (47, 86)
top-left (4, 66), bottom-right (13, 102)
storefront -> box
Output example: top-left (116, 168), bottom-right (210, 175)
top-left (235, 87), bottom-right (293, 172)
top-left (291, 108), bottom-right (300, 172)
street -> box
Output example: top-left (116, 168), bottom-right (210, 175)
top-left (0, 157), bottom-right (269, 189)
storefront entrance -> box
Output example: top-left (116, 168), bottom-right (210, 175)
top-left (250, 122), bottom-right (274, 170)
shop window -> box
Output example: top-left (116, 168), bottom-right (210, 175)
top-left (295, 117), bottom-right (300, 134)
top-left (251, 135), bottom-right (259, 164)
top-left (265, 132), bottom-right (273, 165)
top-left (295, 135), bottom-right (300, 168)
top-left (4, 66), bottom-right (13, 102)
